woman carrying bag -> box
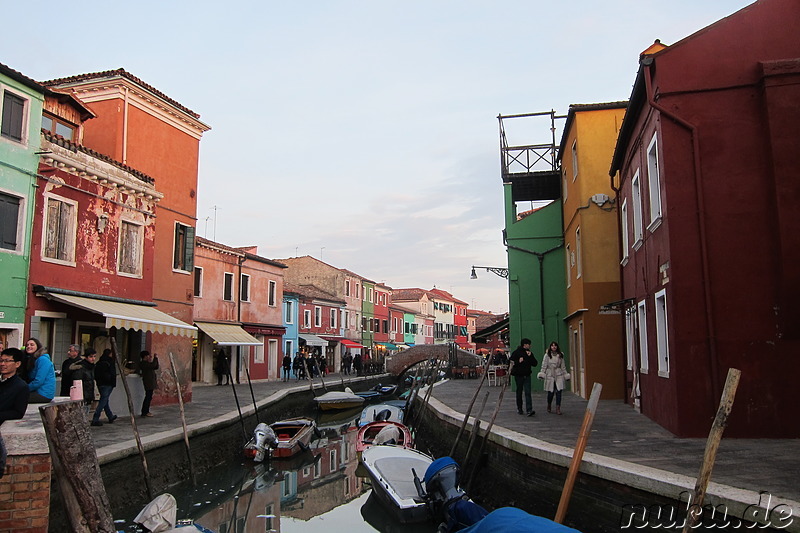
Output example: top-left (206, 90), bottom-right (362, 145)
top-left (538, 341), bottom-right (570, 415)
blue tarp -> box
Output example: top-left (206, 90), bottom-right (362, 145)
top-left (459, 507), bottom-right (582, 533)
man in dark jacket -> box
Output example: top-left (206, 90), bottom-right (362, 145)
top-left (91, 349), bottom-right (117, 426)
top-left (510, 338), bottom-right (537, 416)
top-left (70, 349), bottom-right (97, 409)
top-left (59, 344), bottom-right (81, 397)
top-left (139, 351), bottom-right (159, 417)
top-left (1, 348), bottom-right (29, 478)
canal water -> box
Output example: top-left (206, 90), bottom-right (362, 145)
top-left (113, 406), bottom-right (440, 533)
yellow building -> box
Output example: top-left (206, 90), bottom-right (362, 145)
top-left (559, 103), bottom-right (627, 400)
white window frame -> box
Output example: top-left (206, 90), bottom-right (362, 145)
top-left (240, 273), bottom-right (250, 302)
top-left (268, 339), bottom-right (278, 373)
top-left (345, 280), bottom-right (351, 296)
top-left (575, 226), bottom-right (582, 279)
top-left (369, 288), bottom-right (373, 303)
top-left (571, 139), bottom-right (578, 180)
top-left (0, 188), bottom-right (27, 254)
top-left (392, 317), bottom-right (398, 333)
top-left (565, 243), bottom-right (572, 288)
top-left (193, 266), bottom-right (203, 298)
top-left (41, 192), bottom-right (77, 266)
top-left (253, 340), bottom-right (265, 364)
top-left (637, 300), bottom-right (649, 374)
top-left (314, 306), bottom-right (321, 327)
top-left (1, 86), bottom-right (31, 146)
top-left (303, 309), bottom-right (311, 329)
top-left (343, 310), bottom-right (349, 329)
top-left (285, 339), bottom-right (294, 359)
top-left (625, 309), bottom-right (634, 370)
top-left (632, 170), bottom-right (643, 248)
top-left (172, 222), bottom-right (194, 273)
top-left (117, 219), bottom-right (143, 277)
top-left (330, 308), bottom-right (337, 329)
top-left (621, 199), bottom-right (629, 265)
top-left (268, 280), bottom-right (277, 307)
top-left (223, 272), bottom-right (234, 302)
top-left (646, 132), bottom-right (663, 231)
top-left (655, 289), bottom-right (670, 377)
top-left (284, 300), bottom-right (294, 324)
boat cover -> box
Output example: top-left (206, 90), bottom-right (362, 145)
top-left (459, 507), bottom-right (583, 533)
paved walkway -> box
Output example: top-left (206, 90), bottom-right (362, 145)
top-left (89, 374), bottom-right (800, 505)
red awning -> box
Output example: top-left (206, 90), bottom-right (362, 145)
top-left (340, 339), bottom-right (364, 349)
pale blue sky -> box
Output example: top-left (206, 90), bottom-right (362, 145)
top-left (2, 1), bottom-right (752, 313)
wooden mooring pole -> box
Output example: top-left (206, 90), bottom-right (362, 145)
top-left (450, 355), bottom-right (492, 457)
top-left (682, 368), bottom-right (741, 533)
top-left (555, 382), bottom-right (602, 524)
top-left (39, 402), bottom-right (116, 533)
top-left (170, 352), bottom-right (196, 485)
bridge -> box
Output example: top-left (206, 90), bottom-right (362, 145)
top-left (385, 344), bottom-right (482, 377)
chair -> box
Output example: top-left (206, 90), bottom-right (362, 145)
top-left (487, 366), bottom-right (498, 386)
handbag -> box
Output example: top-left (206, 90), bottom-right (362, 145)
top-left (536, 371), bottom-right (545, 380)
top-left (564, 372), bottom-right (572, 381)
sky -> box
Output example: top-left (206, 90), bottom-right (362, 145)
top-left (2, 0), bottom-right (752, 313)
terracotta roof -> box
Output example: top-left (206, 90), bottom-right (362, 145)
top-left (41, 68), bottom-right (201, 119)
top-left (1, 61), bottom-right (46, 93)
top-left (41, 130), bottom-right (155, 185)
top-left (288, 283), bottom-right (344, 305)
top-left (391, 288), bottom-right (431, 301)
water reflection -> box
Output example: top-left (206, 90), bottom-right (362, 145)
top-left (116, 407), bottom-right (437, 533)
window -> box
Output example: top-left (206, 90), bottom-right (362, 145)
top-left (369, 288), bottom-right (373, 303)
top-left (43, 194), bottom-right (76, 263)
top-left (575, 227), bottom-right (582, 279)
top-left (173, 223), bottom-right (195, 271)
top-left (223, 272), bottom-right (234, 301)
top-left (314, 306), bottom-right (321, 327)
top-left (647, 133), bottom-right (662, 229)
top-left (303, 310), bottom-right (311, 328)
top-left (285, 340), bottom-right (294, 359)
top-left (356, 284), bottom-right (360, 299)
top-left (382, 320), bottom-right (388, 334)
top-left (118, 220), bottom-right (143, 276)
top-left (268, 340), bottom-right (277, 369)
top-left (343, 310), bottom-right (349, 329)
top-left (625, 309), bottom-right (634, 370)
top-left (268, 280), bottom-right (276, 306)
top-left (655, 290), bottom-right (669, 376)
top-left (41, 113), bottom-right (75, 141)
top-left (264, 504), bottom-right (274, 532)
top-left (571, 139), bottom-right (578, 180)
top-left (193, 267), bottom-right (203, 297)
top-left (1, 89), bottom-right (27, 143)
top-left (632, 170), bottom-right (643, 246)
top-left (330, 308), bottom-right (337, 329)
top-left (637, 300), bottom-right (648, 373)
top-left (253, 342), bottom-right (264, 364)
top-left (285, 300), bottom-right (294, 324)
top-left (392, 317), bottom-right (398, 333)
top-left (0, 191), bottom-right (22, 251)
top-left (329, 449), bottom-right (337, 470)
top-left (240, 274), bottom-right (250, 302)
top-left (565, 243), bottom-right (572, 287)
top-left (621, 200), bottom-right (629, 263)
top-left (345, 280), bottom-right (351, 296)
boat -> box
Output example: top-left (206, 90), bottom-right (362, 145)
top-left (314, 387), bottom-right (366, 411)
top-left (356, 421), bottom-right (414, 456)
top-left (354, 390), bottom-right (382, 401)
top-left (357, 402), bottom-right (405, 427)
top-left (269, 418), bottom-right (316, 458)
top-left (360, 444), bottom-right (434, 523)
top-left (372, 383), bottom-right (398, 395)
top-left (458, 507), bottom-right (582, 532)
top-left (242, 422), bottom-right (278, 462)
top-left (133, 493), bottom-right (216, 532)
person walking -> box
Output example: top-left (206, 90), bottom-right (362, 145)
top-left (60, 344), bottom-right (81, 397)
top-left (215, 350), bottom-right (230, 386)
top-left (510, 338), bottom-right (537, 416)
top-left (91, 349), bottom-right (118, 426)
top-left (541, 341), bottom-right (569, 415)
top-left (282, 353), bottom-right (292, 382)
top-left (24, 338), bottom-right (55, 403)
top-left (70, 349), bottom-right (97, 412)
top-left (353, 353), bottom-right (363, 377)
top-left (139, 351), bottom-right (159, 417)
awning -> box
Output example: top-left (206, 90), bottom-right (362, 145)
top-left (299, 334), bottom-right (328, 347)
top-left (195, 322), bottom-right (262, 346)
top-left (376, 342), bottom-right (398, 350)
top-left (473, 317), bottom-right (509, 343)
top-left (340, 339), bottom-right (364, 349)
top-left (41, 292), bottom-right (196, 337)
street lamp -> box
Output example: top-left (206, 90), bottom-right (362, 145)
top-left (470, 266), bottom-right (509, 279)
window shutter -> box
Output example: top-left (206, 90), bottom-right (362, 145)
top-left (184, 225), bottom-right (195, 270)
top-left (0, 193), bottom-right (20, 250)
top-left (1, 92), bottom-right (25, 141)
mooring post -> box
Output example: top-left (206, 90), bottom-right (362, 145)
top-left (450, 355), bottom-right (492, 457)
top-left (169, 353), bottom-right (196, 485)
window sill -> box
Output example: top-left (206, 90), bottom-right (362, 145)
top-left (632, 239), bottom-right (643, 252)
top-left (117, 270), bottom-right (143, 279)
top-left (42, 256), bottom-right (76, 267)
top-left (647, 216), bottom-right (663, 234)
top-left (658, 370), bottom-right (670, 378)
top-left (639, 368), bottom-right (649, 375)
top-left (620, 257), bottom-right (629, 267)
top-left (171, 268), bottom-right (192, 275)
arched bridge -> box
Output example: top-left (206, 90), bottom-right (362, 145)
top-left (385, 344), bottom-right (482, 377)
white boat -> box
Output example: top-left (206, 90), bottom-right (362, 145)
top-left (360, 445), bottom-right (433, 523)
top-left (357, 402), bottom-right (405, 427)
top-left (314, 388), bottom-right (366, 411)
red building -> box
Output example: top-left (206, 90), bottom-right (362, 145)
top-left (373, 283), bottom-right (392, 353)
top-left (610, 0), bottom-right (800, 437)
top-left (44, 69), bottom-right (211, 401)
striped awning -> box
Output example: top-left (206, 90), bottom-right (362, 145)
top-left (195, 322), bottom-right (262, 346)
top-left (42, 292), bottom-right (196, 337)
top-left (299, 334), bottom-right (328, 347)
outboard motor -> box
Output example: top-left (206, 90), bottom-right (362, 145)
top-left (374, 408), bottom-right (393, 422)
top-left (423, 457), bottom-right (487, 532)
top-left (243, 423), bottom-right (278, 463)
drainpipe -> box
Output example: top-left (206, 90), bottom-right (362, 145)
top-left (122, 86), bottom-right (129, 165)
top-left (641, 57), bottom-right (720, 404)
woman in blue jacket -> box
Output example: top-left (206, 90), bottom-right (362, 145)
top-left (24, 338), bottom-right (55, 403)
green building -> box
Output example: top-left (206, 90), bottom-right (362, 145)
top-left (1, 63), bottom-right (45, 349)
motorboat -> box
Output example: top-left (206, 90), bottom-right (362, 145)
top-left (269, 418), bottom-right (316, 458)
top-left (356, 421), bottom-right (414, 456)
top-left (354, 390), bottom-right (382, 401)
top-left (314, 388), bottom-right (366, 411)
top-left (458, 507), bottom-right (583, 532)
top-left (133, 493), bottom-right (216, 532)
top-left (360, 445), bottom-right (434, 523)
top-left (357, 402), bottom-right (405, 427)
top-left (242, 423), bottom-right (277, 463)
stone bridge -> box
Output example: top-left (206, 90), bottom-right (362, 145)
top-left (385, 344), bottom-right (482, 377)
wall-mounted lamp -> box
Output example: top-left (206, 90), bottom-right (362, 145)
top-left (470, 266), bottom-right (509, 279)
top-left (97, 213), bottom-right (109, 233)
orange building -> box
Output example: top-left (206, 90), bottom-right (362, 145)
top-left (559, 102), bottom-right (627, 400)
top-left (44, 70), bottom-right (211, 401)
